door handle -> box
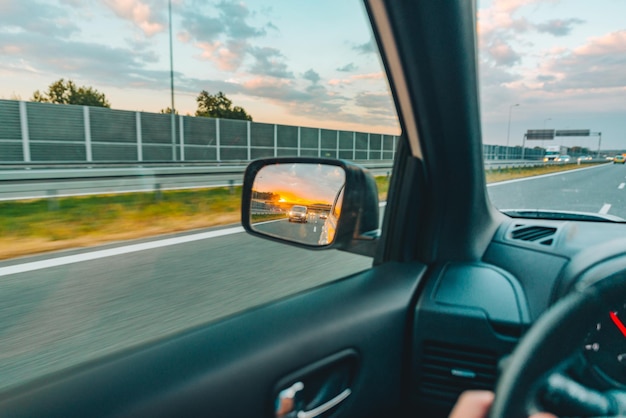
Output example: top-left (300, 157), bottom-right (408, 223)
top-left (296, 388), bottom-right (351, 418)
top-left (275, 382), bottom-right (351, 418)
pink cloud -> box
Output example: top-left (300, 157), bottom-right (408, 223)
top-left (477, 0), bottom-right (538, 36)
top-left (196, 40), bottom-right (247, 71)
top-left (328, 72), bottom-right (384, 87)
top-left (328, 78), bottom-right (350, 86)
top-left (574, 30), bottom-right (626, 56)
top-left (241, 76), bottom-right (291, 90)
top-left (487, 38), bottom-right (521, 66)
top-left (177, 31), bottom-right (191, 43)
top-left (102, 0), bottom-right (164, 36)
top-left (1, 45), bottom-right (21, 54)
top-left (351, 72), bottom-right (384, 80)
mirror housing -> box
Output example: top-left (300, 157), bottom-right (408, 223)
top-left (241, 158), bottom-right (380, 257)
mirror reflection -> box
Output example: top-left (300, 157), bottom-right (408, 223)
top-left (250, 163), bottom-right (346, 246)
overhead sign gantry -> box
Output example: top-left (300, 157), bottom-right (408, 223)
top-left (522, 129), bottom-right (602, 159)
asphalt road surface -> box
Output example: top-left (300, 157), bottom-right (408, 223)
top-left (0, 226), bottom-right (372, 391)
top-left (0, 163), bottom-right (622, 392)
top-left (488, 163), bottom-right (626, 219)
top-left (253, 213), bottom-right (326, 246)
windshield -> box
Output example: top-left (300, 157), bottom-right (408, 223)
top-left (477, 0), bottom-right (626, 221)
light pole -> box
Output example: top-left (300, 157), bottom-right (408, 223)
top-left (169, 0), bottom-right (176, 161)
top-left (505, 103), bottom-right (519, 160)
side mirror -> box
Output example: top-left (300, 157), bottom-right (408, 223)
top-left (241, 158), bottom-right (380, 256)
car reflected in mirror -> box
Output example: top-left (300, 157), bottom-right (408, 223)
top-left (249, 163), bottom-right (346, 246)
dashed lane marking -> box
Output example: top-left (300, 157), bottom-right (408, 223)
top-left (599, 204), bottom-right (612, 214)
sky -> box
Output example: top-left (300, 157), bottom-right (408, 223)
top-left (253, 163), bottom-right (345, 205)
top-left (0, 0), bottom-right (625, 150)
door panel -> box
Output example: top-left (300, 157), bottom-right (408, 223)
top-left (0, 262), bottom-right (425, 418)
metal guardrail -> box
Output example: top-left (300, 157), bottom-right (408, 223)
top-left (0, 159), bottom-right (604, 202)
top-left (484, 158), bottom-right (605, 170)
top-left (0, 161), bottom-right (394, 201)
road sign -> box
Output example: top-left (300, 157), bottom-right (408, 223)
top-left (555, 129), bottom-right (591, 137)
top-left (526, 129), bottom-right (555, 140)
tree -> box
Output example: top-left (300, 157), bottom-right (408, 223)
top-left (195, 90), bottom-right (252, 121)
top-left (31, 79), bottom-right (111, 108)
top-left (160, 107), bottom-right (179, 115)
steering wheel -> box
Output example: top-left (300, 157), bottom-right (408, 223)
top-left (489, 269), bottom-right (626, 418)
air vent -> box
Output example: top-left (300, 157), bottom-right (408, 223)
top-left (419, 341), bottom-right (498, 404)
top-left (510, 224), bottom-right (557, 246)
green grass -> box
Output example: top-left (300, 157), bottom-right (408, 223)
top-left (0, 187), bottom-right (242, 259)
top-left (0, 162), bottom-right (605, 259)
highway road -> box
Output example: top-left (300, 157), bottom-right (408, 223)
top-left (253, 213), bottom-right (326, 246)
top-left (0, 162), bottom-right (623, 392)
top-left (488, 163), bottom-right (626, 219)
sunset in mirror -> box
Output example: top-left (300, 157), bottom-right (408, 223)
top-left (250, 163), bottom-right (345, 246)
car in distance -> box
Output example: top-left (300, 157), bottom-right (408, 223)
top-left (613, 155), bottom-right (626, 164)
top-left (555, 155), bottom-right (571, 162)
top-left (288, 205), bottom-right (308, 223)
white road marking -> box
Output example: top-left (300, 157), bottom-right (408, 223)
top-left (314, 226), bottom-right (317, 232)
top-left (599, 204), bottom-right (612, 214)
top-left (3, 200), bottom-right (392, 277)
top-left (0, 226), bottom-right (245, 278)
top-left (619, 183), bottom-right (625, 189)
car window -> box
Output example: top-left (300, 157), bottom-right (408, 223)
top-left (0, 0), bottom-right (399, 391)
top-left (478, 0), bottom-right (626, 221)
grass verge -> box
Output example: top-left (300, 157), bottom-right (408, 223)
top-left (485, 162), bottom-right (604, 183)
top-left (0, 187), bottom-right (241, 260)
top-left (0, 162), bottom-right (605, 260)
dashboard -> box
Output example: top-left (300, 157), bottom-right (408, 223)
top-left (409, 217), bottom-right (626, 417)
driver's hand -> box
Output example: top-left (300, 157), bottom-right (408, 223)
top-left (449, 390), bottom-right (557, 418)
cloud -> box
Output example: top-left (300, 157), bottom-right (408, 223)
top-left (215, 0), bottom-right (265, 39)
top-left (303, 69), bottom-right (320, 84)
top-left (328, 72), bottom-right (384, 87)
top-left (536, 74), bottom-right (556, 82)
top-left (0, 0), bottom-right (80, 38)
top-left (536, 18), bottom-right (585, 37)
top-left (352, 72), bottom-right (384, 80)
top-left (102, 0), bottom-right (165, 37)
top-left (197, 40), bottom-right (248, 71)
top-left (247, 46), bottom-right (293, 79)
top-left (180, 0), bottom-right (280, 76)
top-left (477, 0), bottom-right (537, 38)
top-left (353, 37), bottom-right (376, 54)
top-left (178, 10), bottom-right (225, 42)
top-left (539, 30), bottom-right (626, 91)
top-left (240, 76), bottom-right (308, 101)
top-left (327, 79), bottom-right (346, 87)
top-left (477, 0), bottom-right (533, 68)
top-left (354, 91), bottom-right (396, 118)
top-left (336, 62), bottom-right (357, 72)
top-left (486, 38), bottom-right (521, 67)
top-left (0, 31), bottom-right (168, 90)
top-left (233, 74), bottom-right (396, 128)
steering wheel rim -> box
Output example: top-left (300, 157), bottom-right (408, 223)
top-left (489, 270), bottom-right (626, 418)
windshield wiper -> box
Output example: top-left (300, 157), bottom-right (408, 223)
top-left (501, 209), bottom-right (625, 223)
